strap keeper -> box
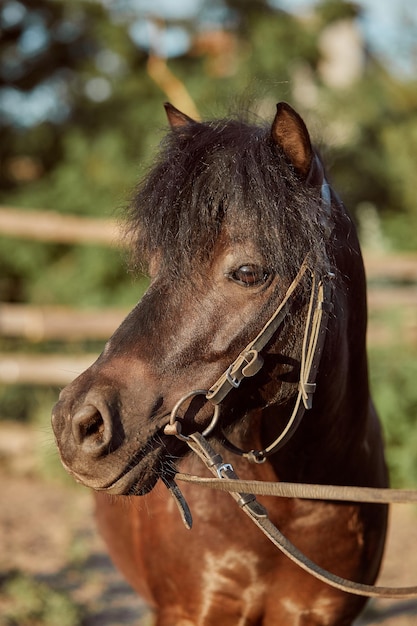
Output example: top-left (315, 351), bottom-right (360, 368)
top-left (245, 449), bottom-right (267, 464)
top-left (242, 349), bottom-right (264, 377)
top-left (237, 493), bottom-right (256, 507)
top-left (207, 454), bottom-right (224, 468)
top-left (299, 382), bottom-right (317, 409)
top-left (302, 382), bottom-right (317, 395)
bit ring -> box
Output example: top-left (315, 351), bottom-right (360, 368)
top-left (164, 389), bottom-right (220, 441)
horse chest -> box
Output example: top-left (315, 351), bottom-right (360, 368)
top-left (96, 480), bottom-right (368, 626)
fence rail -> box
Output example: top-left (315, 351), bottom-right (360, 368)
top-left (0, 289), bottom-right (416, 343)
top-left (1, 207), bottom-right (416, 386)
top-left (0, 206), bottom-right (119, 246)
top-left (1, 205), bottom-right (417, 277)
top-left (0, 353), bottom-right (96, 386)
top-left (0, 304), bottom-right (129, 342)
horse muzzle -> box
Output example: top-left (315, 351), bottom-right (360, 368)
top-left (51, 364), bottom-right (175, 494)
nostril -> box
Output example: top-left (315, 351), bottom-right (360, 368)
top-left (72, 404), bottom-right (112, 455)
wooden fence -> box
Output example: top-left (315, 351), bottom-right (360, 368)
top-left (0, 206), bottom-right (119, 245)
top-left (1, 207), bottom-right (416, 385)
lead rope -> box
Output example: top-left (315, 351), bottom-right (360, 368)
top-left (179, 431), bottom-right (417, 600)
top-left (175, 471), bottom-right (417, 505)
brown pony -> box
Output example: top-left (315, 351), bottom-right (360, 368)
top-left (52, 102), bottom-right (388, 625)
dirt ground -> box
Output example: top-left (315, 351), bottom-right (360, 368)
top-left (0, 421), bottom-right (416, 625)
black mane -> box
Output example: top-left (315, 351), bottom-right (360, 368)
top-left (127, 114), bottom-right (333, 283)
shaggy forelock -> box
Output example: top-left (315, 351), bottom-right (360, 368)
top-left (126, 113), bottom-right (332, 283)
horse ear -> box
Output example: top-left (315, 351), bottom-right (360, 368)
top-left (271, 102), bottom-right (314, 179)
top-left (164, 102), bottom-right (196, 129)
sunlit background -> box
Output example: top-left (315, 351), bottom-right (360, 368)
top-left (0, 1), bottom-right (417, 622)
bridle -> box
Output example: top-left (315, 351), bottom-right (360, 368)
top-left (162, 177), bottom-right (417, 600)
top-left (164, 256), bottom-right (334, 463)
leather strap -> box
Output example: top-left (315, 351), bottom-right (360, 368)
top-left (176, 472), bottom-right (417, 505)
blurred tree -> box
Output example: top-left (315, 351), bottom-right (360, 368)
top-left (0, 0), bottom-right (160, 304)
top-left (1, 0), bottom-right (114, 188)
top-left (1, 0), bottom-right (417, 305)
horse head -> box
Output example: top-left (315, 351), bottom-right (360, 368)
top-left (52, 102), bottom-right (361, 497)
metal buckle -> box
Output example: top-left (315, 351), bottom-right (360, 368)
top-left (216, 462), bottom-right (234, 478)
top-left (226, 366), bottom-right (241, 388)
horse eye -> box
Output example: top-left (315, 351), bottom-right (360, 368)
top-left (230, 265), bottom-right (269, 287)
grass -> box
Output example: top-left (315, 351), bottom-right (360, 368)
top-left (0, 571), bottom-right (84, 626)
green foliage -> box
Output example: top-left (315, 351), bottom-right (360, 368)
top-left (379, 113), bottom-right (417, 248)
top-left (247, 10), bottom-right (318, 83)
top-left (316, 0), bottom-right (360, 23)
top-left (317, 73), bottom-right (417, 251)
top-left (369, 346), bottom-right (417, 487)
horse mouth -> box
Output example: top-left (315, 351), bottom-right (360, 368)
top-left (100, 401), bottom-right (214, 495)
top-left (60, 398), bottom-right (209, 496)
top-left (100, 445), bottom-right (164, 496)
top-left (95, 427), bottom-right (185, 496)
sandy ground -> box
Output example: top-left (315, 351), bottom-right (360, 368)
top-left (0, 421), bottom-right (416, 625)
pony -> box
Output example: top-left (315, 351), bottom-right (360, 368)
top-left (52, 101), bottom-right (388, 625)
